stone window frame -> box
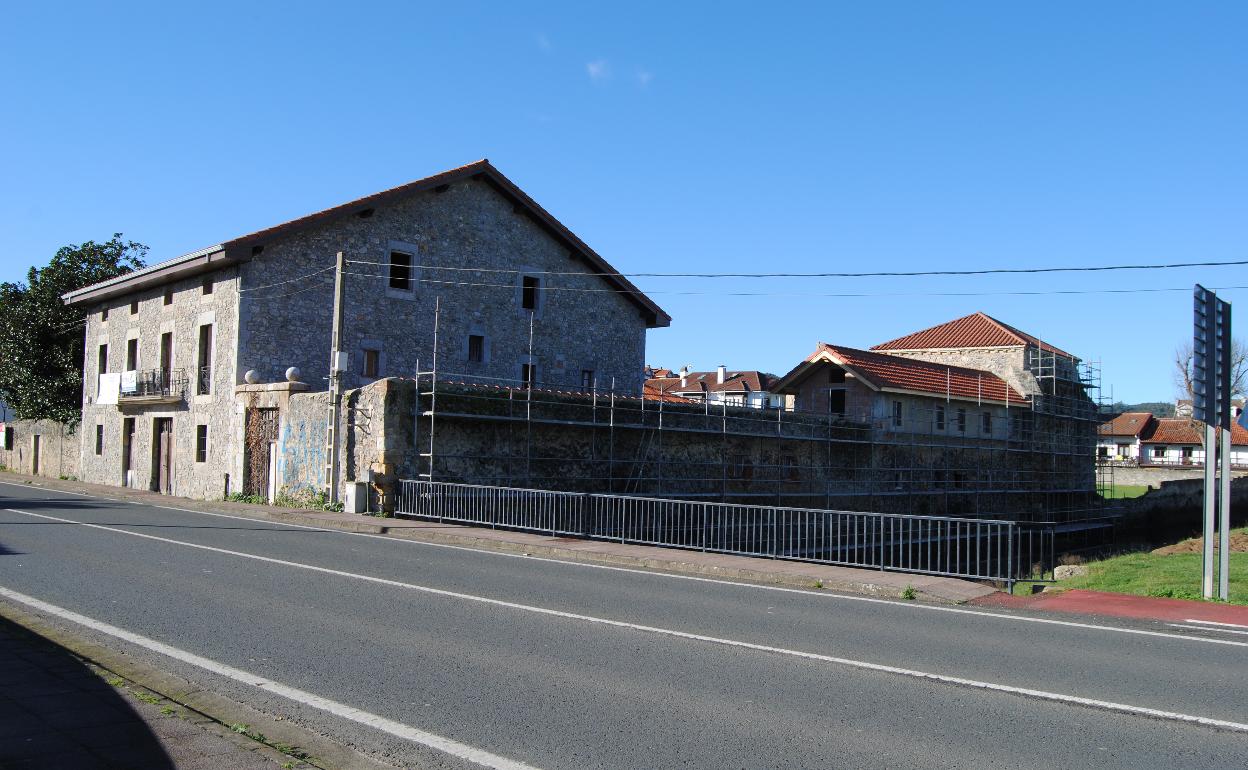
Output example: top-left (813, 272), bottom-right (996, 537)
top-left (357, 339), bottom-right (385, 381)
top-left (518, 358), bottom-right (537, 388)
top-left (195, 424), bottom-right (209, 463)
top-left (125, 328), bottom-right (141, 372)
top-left (385, 241), bottom-right (422, 301)
top-left (515, 266), bottom-right (544, 319)
top-left (195, 310), bottom-right (216, 402)
top-left (464, 329), bottom-right (489, 365)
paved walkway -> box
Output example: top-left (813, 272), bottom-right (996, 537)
top-left (0, 612), bottom-right (301, 769)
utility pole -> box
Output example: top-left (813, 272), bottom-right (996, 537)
top-left (325, 252), bottom-right (346, 504)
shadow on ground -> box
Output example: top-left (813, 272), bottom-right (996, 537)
top-left (0, 613), bottom-right (175, 768)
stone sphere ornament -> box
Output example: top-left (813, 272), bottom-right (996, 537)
top-left (244, 369), bottom-right (260, 384)
top-left (285, 367), bottom-right (302, 382)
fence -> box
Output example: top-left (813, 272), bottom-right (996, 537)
top-left (397, 480), bottom-right (1054, 586)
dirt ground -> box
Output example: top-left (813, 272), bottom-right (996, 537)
top-left (1152, 530), bottom-right (1248, 555)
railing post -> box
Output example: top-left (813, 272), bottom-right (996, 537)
top-left (1006, 522), bottom-right (1015, 592)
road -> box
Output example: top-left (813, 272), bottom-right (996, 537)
top-left (1, 479), bottom-right (1246, 769)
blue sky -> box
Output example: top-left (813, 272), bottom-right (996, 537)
top-left (2, 2), bottom-right (1244, 403)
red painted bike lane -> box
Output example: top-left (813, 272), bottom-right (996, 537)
top-left (974, 589), bottom-right (1248, 626)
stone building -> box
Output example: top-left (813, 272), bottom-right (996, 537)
top-left (62, 160), bottom-right (669, 500)
top-left (0, 418), bottom-right (80, 480)
top-left (644, 367), bottom-right (789, 409)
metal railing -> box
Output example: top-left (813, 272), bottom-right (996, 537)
top-left (197, 365), bottom-right (212, 396)
top-left (120, 368), bottom-right (187, 399)
top-left (398, 480), bottom-right (1054, 585)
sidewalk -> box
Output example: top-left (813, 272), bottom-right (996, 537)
top-left (0, 473), bottom-right (997, 604)
top-left (975, 588), bottom-right (1248, 625)
top-left (0, 611), bottom-right (305, 770)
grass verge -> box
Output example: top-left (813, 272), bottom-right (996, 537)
top-left (1097, 484), bottom-right (1150, 500)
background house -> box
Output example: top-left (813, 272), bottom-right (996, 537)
top-left (644, 366), bottom-right (788, 409)
top-left (1097, 412), bottom-right (1155, 462)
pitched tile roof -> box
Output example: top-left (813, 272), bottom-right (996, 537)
top-left (644, 371), bottom-right (778, 395)
top-left (784, 344), bottom-right (1027, 405)
top-left (1098, 412), bottom-right (1155, 438)
top-left (642, 383), bottom-right (697, 403)
top-left (62, 160), bottom-right (671, 327)
top-left (870, 312), bottom-right (1073, 358)
top-left (1142, 418), bottom-right (1248, 445)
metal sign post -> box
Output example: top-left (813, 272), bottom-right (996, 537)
top-left (1192, 284), bottom-right (1232, 601)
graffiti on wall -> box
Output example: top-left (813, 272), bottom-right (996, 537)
top-left (278, 417), bottom-right (327, 491)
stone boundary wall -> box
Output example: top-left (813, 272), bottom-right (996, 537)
top-left (1110, 465), bottom-right (1248, 488)
top-left (1113, 475), bottom-right (1248, 543)
top-left (0, 419), bottom-right (80, 480)
top-left (280, 378), bottom-right (1102, 521)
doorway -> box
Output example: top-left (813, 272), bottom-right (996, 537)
top-left (121, 418), bottom-right (136, 486)
top-left (31, 435), bottom-right (41, 475)
top-left (151, 418), bottom-right (173, 494)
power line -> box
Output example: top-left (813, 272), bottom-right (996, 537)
top-left (337, 269), bottom-right (1248, 300)
top-left (239, 265), bottom-right (335, 292)
top-left (344, 257), bottom-right (1248, 280)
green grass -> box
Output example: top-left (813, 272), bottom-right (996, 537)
top-left (1097, 484), bottom-right (1150, 500)
top-left (1060, 546), bottom-right (1248, 605)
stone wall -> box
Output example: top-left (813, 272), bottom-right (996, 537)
top-left (1113, 476), bottom-right (1248, 544)
top-left (0, 419), bottom-right (80, 480)
top-left (237, 177), bottom-right (650, 398)
top-left (76, 267), bottom-right (242, 498)
top-left (1110, 465), bottom-right (1248, 488)
top-left (280, 378), bottom-right (1103, 521)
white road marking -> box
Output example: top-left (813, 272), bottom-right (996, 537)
top-left (2, 482), bottom-right (1244, 649)
top-left (1169, 623), bottom-right (1248, 637)
top-left (0, 585), bottom-right (538, 770)
top-left (5, 506), bottom-right (1248, 733)
top-left (1184, 619), bottom-right (1248, 631)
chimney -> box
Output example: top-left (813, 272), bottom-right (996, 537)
top-left (680, 365), bottom-right (689, 387)
top-left (717, 365), bottom-right (726, 384)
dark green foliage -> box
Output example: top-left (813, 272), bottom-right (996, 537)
top-left (1106, 401), bottom-right (1175, 417)
top-left (0, 235), bottom-right (147, 425)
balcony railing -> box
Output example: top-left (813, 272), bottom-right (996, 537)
top-left (119, 368), bottom-right (187, 403)
top-left (196, 365), bottom-right (212, 396)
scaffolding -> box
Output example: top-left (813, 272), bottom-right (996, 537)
top-left (399, 307), bottom-right (1114, 545)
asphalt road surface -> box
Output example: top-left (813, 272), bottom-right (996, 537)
top-left (1, 479), bottom-right (1246, 769)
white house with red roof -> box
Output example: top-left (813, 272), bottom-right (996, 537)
top-left (1096, 411), bottom-right (1155, 462)
top-left (644, 366), bottom-right (789, 409)
top-left (1137, 417), bottom-right (1248, 468)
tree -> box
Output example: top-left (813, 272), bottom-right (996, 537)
top-left (0, 235), bottom-right (147, 425)
top-left (1174, 337), bottom-right (1248, 408)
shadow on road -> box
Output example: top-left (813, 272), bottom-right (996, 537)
top-left (0, 613), bottom-right (175, 768)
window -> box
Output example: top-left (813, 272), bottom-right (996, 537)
top-left (195, 425), bottom-right (208, 463)
top-left (468, 335), bottom-right (484, 363)
top-left (1152, 446), bottom-right (1165, 458)
top-left (126, 338), bottom-right (138, 371)
top-left (521, 275), bottom-right (540, 311)
top-left (1181, 446), bottom-right (1194, 459)
top-left (981, 411), bottom-right (992, 434)
top-left (97, 344), bottom-right (108, 376)
top-left (101, 307), bottom-right (109, 321)
top-left (892, 400), bottom-right (902, 427)
top-left (827, 368), bottom-right (846, 384)
top-left (521, 363), bottom-right (536, 387)
top-left (389, 251), bottom-right (413, 291)
top-left (197, 324), bottom-right (212, 395)
top-left (95, 425), bottom-right (103, 455)
top-left (202, 275), bottom-right (214, 295)
top-left (956, 408), bottom-right (967, 432)
top-left (935, 405), bottom-right (945, 430)
top-left (581, 369), bottom-right (595, 389)
top-left (1098, 446), bottom-right (1109, 458)
top-left (829, 390), bottom-right (846, 415)
top-left (130, 300), bottom-right (139, 314)
top-left (362, 349), bottom-right (380, 378)
top-left (2, 426), bottom-right (12, 451)
top-left (163, 287), bottom-right (174, 305)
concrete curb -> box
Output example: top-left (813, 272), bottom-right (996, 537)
top-left (0, 600), bottom-right (395, 770)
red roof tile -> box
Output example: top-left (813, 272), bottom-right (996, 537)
top-left (642, 383), bottom-right (697, 403)
top-left (1099, 412), bottom-right (1155, 438)
top-left (1142, 418), bottom-right (1248, 445)
top-left (809, 344), bottom-right (1027, 404)
top-left (870, 312), bottom-right (1073, 358)
top-left (644, 371), bottom-right (778, 396)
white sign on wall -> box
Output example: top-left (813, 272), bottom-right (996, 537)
top-left (97, 373), bottom-right (121, 405)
